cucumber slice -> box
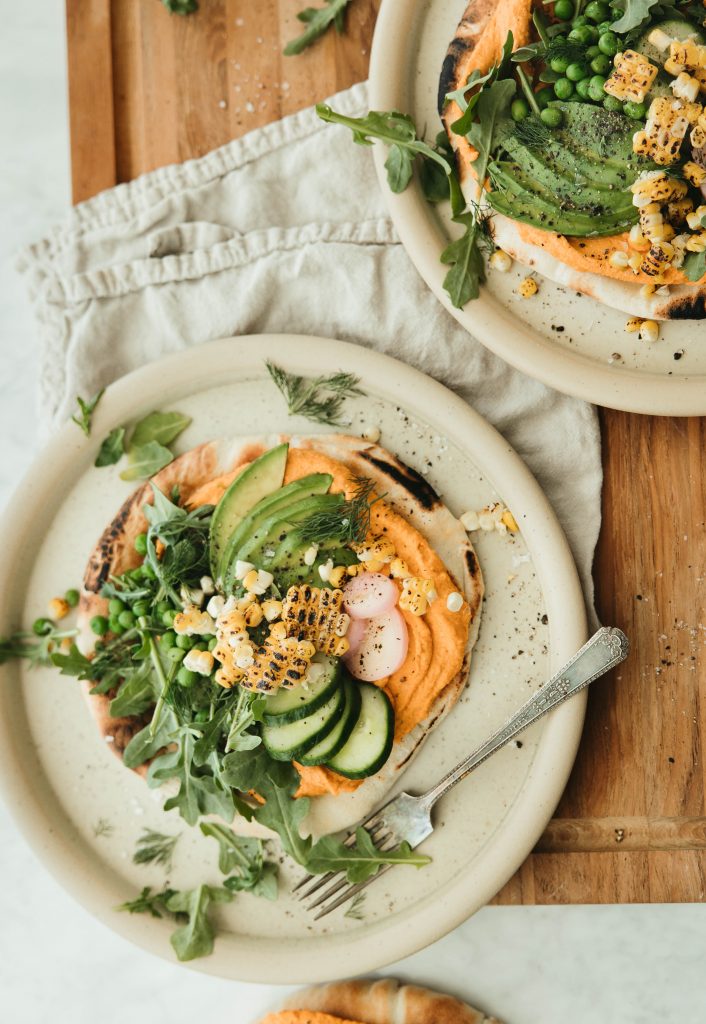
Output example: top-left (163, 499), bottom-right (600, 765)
top-left (262, 686), bottom-right (344, 761)
top-left (325, 683), bottom-right (394, 780)
top-left (260, 655), bottom-right (341, 725)
top-left (298, 675), bottom-right (363, 766)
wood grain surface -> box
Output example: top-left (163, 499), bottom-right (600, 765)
top-left (64, 0), bottom-right (706, 904)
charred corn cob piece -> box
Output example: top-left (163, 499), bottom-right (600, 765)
top-left (633, 98), bottom-right (690, 164)
top-left (640, 240), bottom-right (676, 275)
top-left (666, 196), bottom-right (695, 225)
top-left (242, 636), bottom-right (315, 693)
top-left (669, 38), bottom-right (706, 73)
top-left (630, 170), bottom-right (688, 206)
top-left (281, 584), bottom-right (351, 657)
top-left (604, 50), bottom-right (658, 103)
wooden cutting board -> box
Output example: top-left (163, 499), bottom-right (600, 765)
top-left (65, 0), bottom-right (706, 904)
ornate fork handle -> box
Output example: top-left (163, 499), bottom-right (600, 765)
top-left (421, 626), bottom-right (629, 811)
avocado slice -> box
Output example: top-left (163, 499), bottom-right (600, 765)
top-left (495, 160), bottom-right (635, 220)
top-left (488, 182), bottom-right (637, 237)
top-left (218, 472), bottom-right (333, 577)
top-left (269, 534), bottom-right (357, 587)
top-left (209, 443), bottom-right (288, 581)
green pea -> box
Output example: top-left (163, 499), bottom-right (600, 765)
top-left (176, 633), bottom-right (193, 650)
top-left (134, 533), bottom-right (148, 556)
top-left (554, 0), bottom-right (575, 20)
top-left (550, 54), bottom-right (571, 74)
top-left (90, 615), bottom-right (109, 636)
top-left (133, 599), bottom-right (151, 617)
top-left (161, 608), bottom-right (176, 627)
top-left (108, 598), bottom-right (125, 617)
top-left (118, 609), bottom-right (136, 629)
top-left (566, 61), bottom-right (590, 81)
top-left (590, 53), bottom-right (611, 74)
top-left (597, 20), bottom-right (613, 33)
top-left (540, 106), bottom-right (564, 128)
top-left (64, 588), bottom-right (80, 608)
top-left (511, 97), bottom-right (530, 122)
top-left (586, 44), bottom-right (601, 59)
top-left (569, 25), bottom-right (598, 44)
top-left (575, 77), bottom-right (592, 99)
top-left (128, 567), bottom-right (144, 581)
top-left (603, 94), bottom-right (623, 112)
top-left (598, 31), bottom-right (619, 55)
top-left (108, 616), bottom-right (125, 635)
top-left (584, 0), bottom-right (609, 22)
top-left (571, 15), bottom-right (589, 26)
top-left (156, 601), bottom-right (171, 616)
top-left (166, 647), bottom-right (186, 664)
top-left (208, 636), bottom-right (218, 651)
top-left (32, 617), bottom-right (54, 636)
top-left (624, 100), bottom-right (647, 120)
top-left (554, 77), bottom-right (575, 100)
top-left (141, 564), bottom-right (156, 580)
top-left (193, 641), bottom-right (207, 652)
top-left (177, 666), bottom-right (197, 688)
top-left (588, 75), bottom-right (607, 101)
top-left (535, 87), bottom-right (555, 109)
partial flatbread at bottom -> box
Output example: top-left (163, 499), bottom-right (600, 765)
top-left (77, 434), bottom-right (483, 836)
top-left (439, 0), bottom-right (706, 320)
top-left (265, 977), bottom-right (502, 1024)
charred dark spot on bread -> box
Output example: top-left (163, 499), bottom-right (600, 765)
top-left (359, 451), bottom-right (440, 510)
top-left (665, 290), bottom-right (706, 320)
top-left (438, 0), bottom-right (497, 114)
top-left (464, 548), bottom-right (479, 578)
top-left (83, 488), bottom-right (146, 593)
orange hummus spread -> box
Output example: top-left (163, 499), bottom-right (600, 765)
top-left (260, 1013), bottom-right (365, 1024)
top-left (188, 447), bottom-right (471, 800)
top-left (446, 0), bottom-right (692, 286)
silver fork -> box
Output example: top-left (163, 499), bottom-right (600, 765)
top-left (295, 625), bottom-right (629, 919)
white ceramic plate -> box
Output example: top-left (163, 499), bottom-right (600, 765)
top-left (0, 335), bottom-right (586, 982)
top-left (368, 0), bottom-right (706, 416)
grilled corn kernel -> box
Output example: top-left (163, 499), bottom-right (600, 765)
top-left (604, 49), bottom-right (658, 103)
top-left (633, 98), bottom-right (689, 164)
top-left (296, 640), bottom-right (316, 659)
top-left (517, 275), bottom-right (538, 298)
top-left (683, 161), bottom-right (706, 187)
top-left (281, 585), bottom-right (351, 656)
top-left (628, 252), bottom-right (644, 273)
top-left (625, 317), bottom-right (644, 333)
top-left (48, 597), bottom-right (70, 621)
top-left (173, 605), bottom-right (216, 636)
top-left (610, 251), bottom-right (630, 269)
top-left (631, 170), bottom-right (687, 205)
top-left (216, 608), bottom-right (247, 636)
top-left (363, 559), bottom-right (385, 572)
top-left (234, 560), bottom-right (255, 580)
top-left (390, 557), bottom-right (411, 579)
top-left (639, 319), bottom-right (660, 342)
top-left (328, 565), bottom-right (349, 588)
top-left (692, 123), bottom-right (706, 148)
top-left (501, 509), bottom-right (520, 533)
top-left (667, 196), bottom-right (695, 225)
top-left (648, 28), bottom-right (673, 53)
top-left (245, 635), bottom-right (314, 692)
top-left (232, 642), bottom-right (255, 670)
top-left (628, 224), bottom-right (649, 250)
top-left (640, 282), bottom-right (657, 298)
top-left (261, 599), bottom-right (283, 623)
top-left (685, 231), bottom-right (706, 252)
top-left (215, 664), bottom-right (244, 689)
top-left (489, 249), bottom-right (513, 272)
top-left (362, 424), bottom-right (381, 443)
top-left (641, 240), bottom-right (675, 275)
top-left (669, 38), bottom-right (706, 69)
top-left (269, 621), bottom-right (288, 642)
top-left (345, 563), bottom-right (363, 577)
top-left (303, 543), bottom-right (318, 566)
top-left (686, 204), bottom-right (706, 230)
top-left (242, 568), bottom-right (259, 592)
top-left (355, 536), bottom-right (396, 563)
top-left (318, 558), bottom-right (334, 583)
top-left (671, 72), bottom-right (701, 103)
top-left (243, 601), bottom-right (264, 628)
top-left (183, 649), bottom-right (215, 676)
top-left (399, 577), bottom-right (436, 617)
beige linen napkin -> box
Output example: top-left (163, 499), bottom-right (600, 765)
top-left (17, 81), bottom-right (601, 606)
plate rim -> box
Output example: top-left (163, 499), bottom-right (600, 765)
top-left (368, 0), bottom-right (706, 417)
top-left (0, 333), bottom-right (587, 981)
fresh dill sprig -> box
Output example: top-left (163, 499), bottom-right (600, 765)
top-left (93, 818), bottom-right (114, 838)
top-left (545, 36), bottom-right (586, 64)
top-left (511, 115), bottom-right (551, 150)
top-left (71, 388), bottom-right (105, 437)
top-left (265, 361), bottom-right (364, 427)
top-left (296, 476), bottom-right (381, 545)
top-left (118, 886), bottom-right (176, 918)
top-left (0, 626), bottom-right (78, 668)
top-left (344, 891), bottom-right (367, 919)
top-left (133, 829), bottom-right (180, 871)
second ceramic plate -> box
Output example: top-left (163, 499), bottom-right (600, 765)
top-left (368, 0), bottom-right (706, 415)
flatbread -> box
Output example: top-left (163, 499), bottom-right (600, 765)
top-left (267, 977), bottom-right (502, 1024)
top-left (77, 434), bottom-right (483, 835)
top-left (440, 0), bottom-right (706, 320)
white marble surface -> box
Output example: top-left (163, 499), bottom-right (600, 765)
top-left (1, 4), bottom-right (706, 1023)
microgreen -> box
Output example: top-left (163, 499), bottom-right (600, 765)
top-left (95, 427), bottom-right (126, 468)
top-left (133, 828), bottom-right (180, 871)
top-left (71, 389), bottom-right (105, 437)
top-left (265, 361), bottom-right (364, 426)
top-left (118, 885), bottom-right (176, 918)
top-left (284, 0), bottom-right (351, 56)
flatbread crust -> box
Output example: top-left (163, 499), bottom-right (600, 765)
top-left (268, 978), bottom-right (502, 1024)
top-left (77, 434), bottom-right (483, 835)
top-left (440, 0), bottom-right (706, 320)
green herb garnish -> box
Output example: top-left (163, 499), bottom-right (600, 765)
top-left (200, 822), bottom-right (278, 899)
top-left (92, 818), bottom-right (114, 838)
top-left (344, 891), bottom-right (366, 919)
top-left (0, 626), bottom-right (77, 668)
top-left (71, 389), bottom-right (105, 437)
top-left (284, 0), bottom-right (351, 56)
top-left (133, 829), bottom-right (180, 870)
top-left (118, 883), bottom-right (233, 961)
top-left (95, 427), bottom-right (125, 468)
top-left (684, 249), bottom-right (706, 284)
top-left (511, 114), bottom-right (551, 150)
top-left (130, 411), bottom-right (192, 449)
top-left (120, 441), bottom-right (173, 482)
top-left (297, 476), bottom-right (379, 545)
top-left (266, 361), bottom-right (364, 426)
top-left (162, 0), bottom-right (198, 14)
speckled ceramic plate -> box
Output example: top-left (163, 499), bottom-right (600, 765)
top-left (368, 0), bottom-right (706, 416)
top-left (0, 335), bottom-right (586, 982)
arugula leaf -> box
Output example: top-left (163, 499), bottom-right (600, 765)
top-left (610, 0), bottom-right (660, 33)
top-left (120, 441), bottom-right (173, 482)
top-left (316, 105), bottom-right (452, 195)
top-left (71, 389), bottom-right (105, 437)
top-left (166, 885), bottom-right (233, 961)
top-left (225, 861), bottom-right (279, 901)
top-left (50, 643), bottom-right (93, 676)
top-left (133, 828), bottom-right (180, 870)
top-left (265, 361), bottom-right (364, 426)
top-left (307, 826), bottom-right (432, 882)
top-left (95, 427), bottom-right (125, 468)
top-left (284, 0), bottom-right (351, 56)
top-left (109, 660), bottom-right (157, 718)
top-left (447, 31), bottom-right (514, 137)
top-left (162, 0), bottom-right (198, 13)
top-left (199, 821), bottom-right (279, 899)
top-left (123, 707), bottom-right (178, 770)
top-left (130, 411), bottom-right (192, 450)
top-left (149, 729), bottom-right (235, 826)
top-left (684, 250), bottom-right (706, 284)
